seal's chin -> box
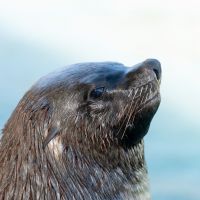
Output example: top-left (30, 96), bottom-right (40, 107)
top-left (120, 93), bottom-right (161, 149)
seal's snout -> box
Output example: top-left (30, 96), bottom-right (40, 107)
top-left (126, 58), bottom-right (161, 82)
top-left (143, 59), bottom-right (161, 81)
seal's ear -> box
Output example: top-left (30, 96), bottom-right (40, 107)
top-left (26, 97), bottom-right (60, 149)
top-left (43, 127), bottom-right (60, 149)
top-left (28, 97), bottom-right (61, 149)
top-left (23, 96), bottom-right (59, 148)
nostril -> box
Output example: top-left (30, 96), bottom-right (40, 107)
top-left (144, 59), bottom-right (161, 81)
top-left (153, 68), bottom-right (160, 81)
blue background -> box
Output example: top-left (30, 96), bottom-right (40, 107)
top-left (0, 1), bottom-right (200, 199)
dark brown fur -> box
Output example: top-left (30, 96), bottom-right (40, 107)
top-left (0, 59), bottom-right (161, 200)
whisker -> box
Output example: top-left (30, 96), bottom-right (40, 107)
top-left (115, 89), bottom-right (136, 136)
top-left (120, 98), bottom-right (140, 139)
top-left (116, 88), bottom-right (139, 138)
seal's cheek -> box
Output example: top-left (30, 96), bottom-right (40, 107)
top-left (87, 93), bottom-right (129, 124)
top-left (88, 101), bottom-right (113, 120)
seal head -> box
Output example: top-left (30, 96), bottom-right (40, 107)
top-left (35, 59), bottom-right (161, 151)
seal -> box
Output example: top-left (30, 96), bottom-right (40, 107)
top-left (0, 59), bottom-right (161, 200)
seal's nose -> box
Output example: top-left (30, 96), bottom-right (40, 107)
top-left (126, 58), bottom-right (162, 82)
top-left (143, 59), bottom-right (161, 81)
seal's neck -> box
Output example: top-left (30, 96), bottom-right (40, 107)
top-left (48, 141), bottom-right (151, 200)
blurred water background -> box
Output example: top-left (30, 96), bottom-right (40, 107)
top-left (0, 0), bottom-right (200, 199)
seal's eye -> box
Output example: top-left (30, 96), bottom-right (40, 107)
top-left (89, 87), bottom-right (105, 99)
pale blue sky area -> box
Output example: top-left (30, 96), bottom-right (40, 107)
top-left (0, 1), bottom-right (200, 199)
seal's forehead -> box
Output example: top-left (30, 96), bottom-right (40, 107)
top-left (34, 62), bottom-right (126, 89)
top-left (75, 62), bottom-right (126, 87)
